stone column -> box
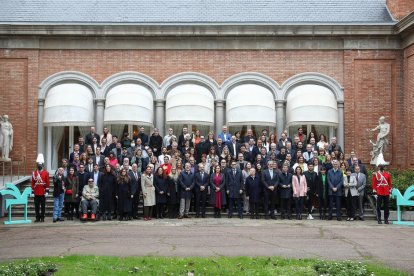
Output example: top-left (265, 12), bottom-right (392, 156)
top-left (154, 100), bottom-right (166, 136)
top-left (37, 99), bottom-right (45, 155)
top-left (95, 99), bottom-right (105, 135)
top-left (337, 101), bottom-right (345, 149)
top-left (215, 100), bottom-right (225, 137)
top-left (275, 100), bottom-right (285, 137)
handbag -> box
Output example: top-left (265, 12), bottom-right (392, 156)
top-left (65, 189), bottom-right (73, 195)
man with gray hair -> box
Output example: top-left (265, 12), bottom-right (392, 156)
top-left (328, 160), bottom-right (344, 221)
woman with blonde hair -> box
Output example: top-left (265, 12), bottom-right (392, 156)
top-left (167, 167), bottom-right (180, 218)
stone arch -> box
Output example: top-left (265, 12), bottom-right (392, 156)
top-left (281, 72), bottom-right (344, 102)
top-left (100, 71), bottom-right (159, 100)
top-left (221, 72), bottom-right (280, 101)
top-left (160, 72), bottom-right (219, 100)
top-left (38, 71), bottom-right (100, 100)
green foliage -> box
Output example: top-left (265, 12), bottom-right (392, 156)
top-left (1, 256), bottom-right (407, 276)
top-left (0, 259), bottom-right (57, 276)
top-left (314, 260), bottom-right (368, 276)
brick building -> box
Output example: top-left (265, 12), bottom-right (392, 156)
top-left (0, 0), bottom-right (413, 172)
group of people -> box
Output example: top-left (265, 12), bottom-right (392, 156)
top-left (31, 125), bottom-right (393, 224)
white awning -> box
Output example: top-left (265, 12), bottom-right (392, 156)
top-left (166, 84), bottom-right (214, 125)
top-left (226, 84), bottom-right (276, 126)
top-left (286, 84), bottom-right (338, 126)
top-left (104, 83), bottom-right (153, 126)
top-left (44, 83), bottom-right (94, 126)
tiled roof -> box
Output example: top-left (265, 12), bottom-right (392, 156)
top-left (0, 0), bottom-right (395, 24)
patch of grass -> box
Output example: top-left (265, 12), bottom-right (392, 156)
top-left (0, 256), bottom-right (409, 276)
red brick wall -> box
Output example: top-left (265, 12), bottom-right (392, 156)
top-left (405, 44), bottom-right (414, 167)
top-left (0, 48), bottom-right (408, 172)
top-left (387, 0), bottom-right (414, 20)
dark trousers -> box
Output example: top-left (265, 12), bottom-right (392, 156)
top-left (156, 203), bottom-right (166, 218)
top-left (131, 193), bottom-right (140, 218)
top-left (318, 196), bottom-right (328, 216)
top-left (280, 197), bottom-right (292, 217)
top-left (195, 191), bottom-right (208, 216)
top-left (263, 190), bottom-right (278, 216)
top-left (34, 195), bottom-right (45, 219)
top-left (329, 195), bottom-right (342, 219)
top-left (250, 202), bottom-right (259, 217)
top-left (228, 197), bottom-right (243, 216)
top-left (306, 193), bottom-right (315, 214)
top-left (294, 196), bottom-right (305, 216)
top-left (144, 206), bottom-right (153, 219)
top-left (346, 192), bottom-right (357, 218)
top-left (64, 202), bottom-right (76, 218)
top-left (168, 203), bottom-right (179, 218)
top-left (376, 195), bottom-right (390, 221)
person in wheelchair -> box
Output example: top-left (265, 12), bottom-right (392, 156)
top-left (81, 177), bottom-right (99, 221)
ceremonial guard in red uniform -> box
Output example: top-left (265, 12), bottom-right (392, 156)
top-left (31, 154), bottom-right (50, 222)
top-left (372, 165), bottom-right (392, 224)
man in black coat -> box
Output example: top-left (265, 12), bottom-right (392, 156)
top-left (262, 161), bottom-right (280, 219)
top-left (304, 163), bottom-right (318, 220)
top-left (316, 166), bottom-right (329, 220)
top-left (279, 164), bottom-right (293, 219)
top-left (226, 161), bottom-right (244, 219)
top-left (149, 128), bottom-right (163, 157)
top-left (194, 163), bottom-right (210, 218)
top-left (228, 136), bottom-right (240, 160)
top-left (85, 126), bottom-right (100, 147)
top-left (195, 136), bottom-right (209, 164)
top-left (135, 126), bottom-right (149, 146)
top-left (128, 164), bottom-right (141, 219)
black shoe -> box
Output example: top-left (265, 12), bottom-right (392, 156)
top-left (288, 216), bottom-right (292, 220)
top-left (57, 218), bottom-right (65, 222)
top-left (103, 214), bottom-right (107, 221)
top-left (195, 215), bottom-right (200, 218)
top-left (35, 218), bottom-right (40, 223)
top-left (250, 215), bottom-right (254, 219)
top-left (40, 217), bottom-right (45, 222)
top-left (360, 217), bottom-right (365, 221)
top-left (378, 220), bottom-right (382, 224)
top-left (255, 215), bottom-right (259, 219)
top-left (119, 216), bottom-right (123, 221)
top-left (299, 215), bottom-right (302, 220)
top-left (328, 216), bottom-right (333, 220)
top-left (228, 214), bottom-right (232, 219)
top-left (202, 214), bottom-right (206, 218)
top-left (53, 219), bottom-right (57, 223)
top-left (281, 215), bottom-right (285, 220)
top-left (385, 220), bottom-right (389, 224)
top-left (239, 214), bottom-right (243, 219)
top-left (337, 218), bottom-right (342, 221)
top-left (271, 215), bottom-right (277, 220)
top-left (265, 215), bottom-right (270, 220)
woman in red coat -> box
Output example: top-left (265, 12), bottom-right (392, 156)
top-left (292, 166), bottom-right (308, 220)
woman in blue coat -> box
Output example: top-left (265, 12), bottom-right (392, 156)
top-left (245, 168), bottom-right (262, 219)
top-left (154, 167), bottom-right (168, 219)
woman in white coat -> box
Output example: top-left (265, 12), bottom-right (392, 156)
top-left (141, 165), bottom-right (156, 221)
top-left (343, 168), bottom-right (358, 221)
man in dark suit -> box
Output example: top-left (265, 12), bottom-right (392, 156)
top-left (128, 163), bottom-right (141, 219)
top-left (228, 136), bottom-right (240, 160)
top-left (88, 164), bottom-right (102, 190)
top-left (194, 163), bottom-right (209, 218)
top-left (149, 128), bottom-right (163, 157)
top-left (243, 128), bottom-right (256, 143)
top-left (226, 161), bottom-right (244, 219)
top-left (69, 144), bottom-right (81, 164)
top-left (304, 163), bottom-right (318, 220)
top-left (178, 163), bottom-right (195, 219)
top-left (85, 157), bottom-right (95, 173)
top-left (85, 126), bottom-right (100, 147)
top-left (247, 138), bottom-right (260, 161)
top-left (135, 126), bottom-right (149, 146)
top-left (195, 136), bottom-right (209, 164)
top-left (279, 164), bottom-right (293, 219)
top-left (215, 138), bottom-right (225, 156)
top-left (328, 160), bottom-right (344, 221)
top-left (92, 146), bottom-right (105, 171)
top-left (350, 157), bottom-right (367, 176)
top-left (178, 126), bottom-right (189, 150)
top-left (262, 161), bottom-right (280, 219)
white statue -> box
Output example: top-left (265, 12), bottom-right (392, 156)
top-left (0, 115), bottom-right (14, 161)
top-left (367, 116), bottom-right (390, 165)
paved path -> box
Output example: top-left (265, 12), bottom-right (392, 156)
top-left (1, 218), bottom-right (413, 273)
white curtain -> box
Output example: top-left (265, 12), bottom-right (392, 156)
top-left (110, 124), bottom-right (126, 139)
top-left (51, 126), bottom-right (65, 170)
top-left (78, 126), bottom-right (90, 139)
